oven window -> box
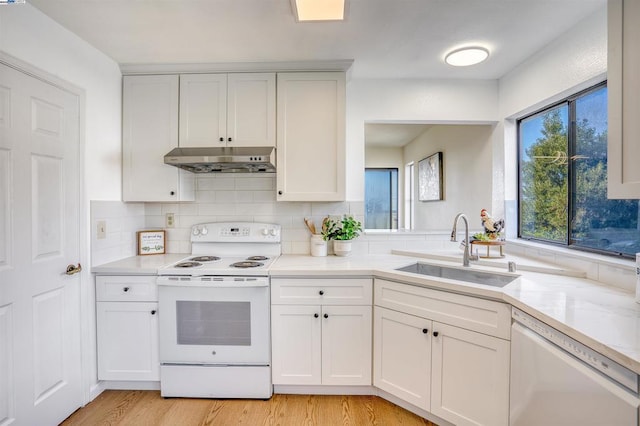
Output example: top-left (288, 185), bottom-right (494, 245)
top-left (176, 301), bottom-right (251, 346)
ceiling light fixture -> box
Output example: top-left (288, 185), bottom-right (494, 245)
top-left (292, 0), bottom-right (346, 22)
top-left (444, 47), bottom-right (490, 67)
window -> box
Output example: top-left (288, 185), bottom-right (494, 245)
top-left (518, 83), bottom-right (640, 258)
top-left (365, 168), bottom-right (398, 229)
top-left (404, 162), bottom-right (415, 229)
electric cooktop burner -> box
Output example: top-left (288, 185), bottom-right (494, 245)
top-left (246, 256), bottom-right (269, 261)
top-left (189, 256), bottom-right (221, 262)
top-left (175, 261), bottom-right (203, 268)
top-left (230, 261), bottom-right (264, 268)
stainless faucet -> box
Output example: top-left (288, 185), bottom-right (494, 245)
top-left (450, 213), bottom-right (478, 267)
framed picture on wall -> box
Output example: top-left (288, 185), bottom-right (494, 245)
top-left (418, 152), bottom-right (443, 201)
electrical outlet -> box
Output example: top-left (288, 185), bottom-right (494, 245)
top-left (166, 213), bottom-right (175, 228)
top-left (96, 220), bottom-right (106, 239)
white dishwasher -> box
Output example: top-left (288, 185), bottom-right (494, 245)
top-left (510, 308), bottom-right (639, 425)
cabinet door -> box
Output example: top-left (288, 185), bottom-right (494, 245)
top-left (123, 75), bottom-right (193, 202)
top-left (431, 322), bottom-right (510, 426)
top-left (321, 305), bottom-right (372, 386)
top-left (373, 307), bottom-right (431, 410)
top-left (227, 73), bottom-right (276, 147)
top-left (179, 73), bottom-right (228, 147)
top-left (608, 0), bottom-right (640, 198)
top-left (271, 305), bottom-right (322, 385)
top-left (276, 72), bottom-right (346, 201)
top-left (96, 302), bottom-right (159, 381)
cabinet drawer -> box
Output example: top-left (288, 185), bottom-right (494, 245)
top-left (374, 279), bottom-right (510, 339)
top-left (96, 275), bottom-right (158, 302)
top-left (271, 278), bottom-right (372, 305)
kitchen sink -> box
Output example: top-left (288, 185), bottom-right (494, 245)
top-left (395, 262), bottom-right (518, 288)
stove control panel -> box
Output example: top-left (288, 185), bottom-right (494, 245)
top-left (191, 222), bottom-right (281, 243)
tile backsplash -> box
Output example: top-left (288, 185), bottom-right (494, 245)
top-left (90, 175), bottom-right (635, 292)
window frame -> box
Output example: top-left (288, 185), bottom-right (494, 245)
top-left (516, 81), bottom-right (636, 258)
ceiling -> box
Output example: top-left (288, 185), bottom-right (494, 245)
top-left (28, 0), bottom-right (606, 148)
top-left (29, 0), bottom-right (605, 80)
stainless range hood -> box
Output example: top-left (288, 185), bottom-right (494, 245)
top-left (164, 147), bottom-right (276, 173)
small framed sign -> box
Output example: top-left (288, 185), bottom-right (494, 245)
top-left (137, 230), bottom-right (166, 255)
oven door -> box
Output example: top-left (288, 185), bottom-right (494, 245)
top-left (158, 278), bottom-right (270, 365)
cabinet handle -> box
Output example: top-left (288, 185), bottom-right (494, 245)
top-left (422, 328), bottom-right (429, 334)
top-left (151, 310), bottom-right (156, 315)
top-left (433, 331), bottom-right (439, 337)
top-left (319, 290), bottom-right (324, 295)
top-left (314, 313), bottom-right (319, 318)
top-left (219, 137), bottom-right (224, 142)
top-left (324, 313), bottom-right (329, 319)
top-left (123, 287), bottom-right (130, 292)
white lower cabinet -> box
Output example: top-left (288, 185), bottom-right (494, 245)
top-left (430, 322), bottom-right (510, 426)
top-left (96, 275), bottom-right (159, 381)
top-left (373, 279), bottom-right (511, 426)
top-left (373, 307), bottom-right (432, 410)
top-left (270, 277), bottom-right (373, 386)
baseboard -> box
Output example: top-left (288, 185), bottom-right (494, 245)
top-left (375, 389), bottom-right (453, 426)
top-left (100, 380), bottom-right (161, 391)
top-left (274, 385), bottom-right (375, 395)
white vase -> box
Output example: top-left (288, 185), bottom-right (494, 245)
top-left (310, 235), bottom-right (327, 257)
top-left (333, 240), bottom-right (352, 256)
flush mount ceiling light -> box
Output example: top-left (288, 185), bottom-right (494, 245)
top-left (444, 47), bottom-right (490, 67)
top-left (291, 0), bottom-right (346, 22)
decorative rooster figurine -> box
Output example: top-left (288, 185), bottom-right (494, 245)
top-left (480, 209), bottom-right (504, 238)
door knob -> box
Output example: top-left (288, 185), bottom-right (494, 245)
top-left (65, 263), bottom-right (82, 276)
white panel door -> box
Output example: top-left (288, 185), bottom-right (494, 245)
top-left (227, 73), bottom-right (276, 147)
top-left (431, 322), bottom-right (510, 426)
top-left (0, 62), bottom-right (82, 425)
top-left (271, 305), bottom-right (322, 385)
top-left (321, 305), bottom-right (372, 386)
top-left (373, 307), bottom-right (432, 411)
top-left (179, 74), bottom-right (227, 147)
top-left (96, 302), bottom-right (159, 381)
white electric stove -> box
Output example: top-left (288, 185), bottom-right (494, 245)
top-left (157, 222), bottom-right (281, 399)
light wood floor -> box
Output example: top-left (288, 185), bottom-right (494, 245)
top-left (61, 391), bottom-right (438, 426)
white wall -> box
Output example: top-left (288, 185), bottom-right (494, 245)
top-left (346, 79), bottom-right (499, 201)
top-left (0, 4), bottom-right (123, 201)
top-left (404, 125), bottom-right (494, 230)
top-left (497, 5), bottom-right (607, 236)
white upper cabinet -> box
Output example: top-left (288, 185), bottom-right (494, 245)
top-left (122, 75), bottom-right (194, 202)
top-left (179, 73), bottom-right (276, 147)
top-left (608, 0), bottom-right (640, 198)
top-left (276, 72), bottom-right (346, 201)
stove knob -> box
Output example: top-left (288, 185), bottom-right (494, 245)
top-left (269, 228), bottom-right (278, 237)
top-left (192, 227), bottom-right (200, 236)
top-left (261, 228), bottom-right (269, 236)
top-left (200, 227), bottom-right (209, 235)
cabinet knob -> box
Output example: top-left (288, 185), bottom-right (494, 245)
top-left (319, 290), bottom-right (324, 295)
top-left (433, 331), bottom-right (439, 337)
top-left (219, 137), bottom-right (224, 142)
top-left (228, 137), bottom-right (232, 142)
top-left (422, 328), bottom-right (429, 334)
top-left (151, 310), bottom-right (156, 315)
top-left (324, 313), bottom-right (329, 319)
top-left (278, 190), bottom-right (283, 195)
top-left (314, 313), bottom-right (319, 318)
top-left (170, 191), bottom-right (175, 196)
top-left (123, 287), bottom-right (130, 292)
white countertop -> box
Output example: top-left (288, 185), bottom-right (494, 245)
top-left (93, 251), bottom-right (640, 375)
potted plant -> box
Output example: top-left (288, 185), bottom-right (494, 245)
top-left (327, 215), bottom-right (362, 256)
